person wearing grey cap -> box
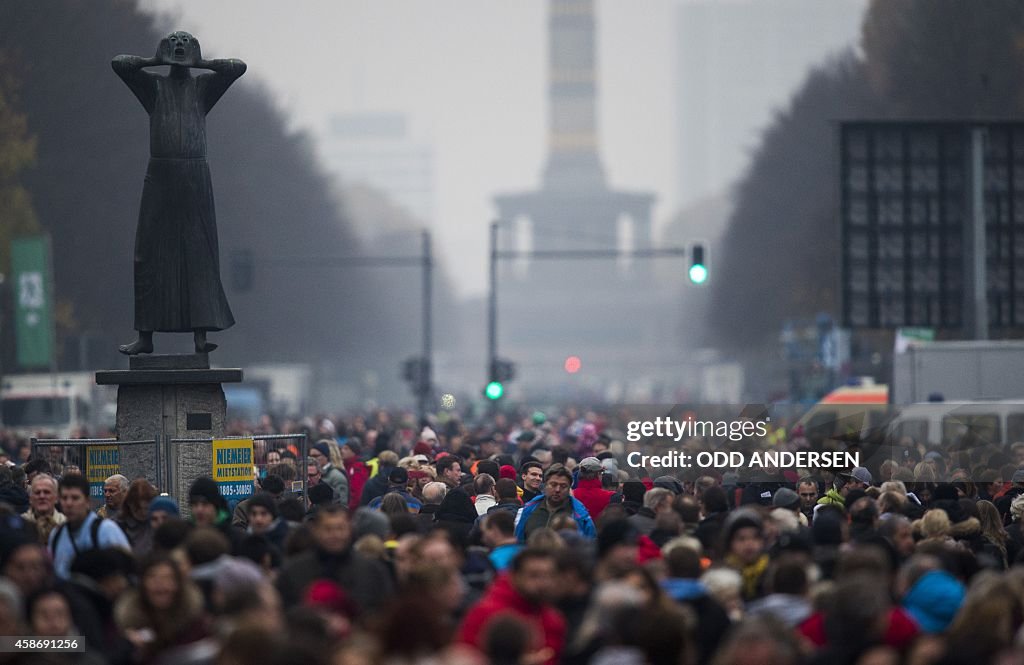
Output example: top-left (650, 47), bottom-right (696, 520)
top-left (818, 466), bottom-right (872, 509)
top-left (653, 475), bottom-right (684, 495)
top-left (844, 467), bottom-right (873, 488)
top-left (772, 488), bottom-right (801, 512)
top-left (772, 488), bottom-right (808, 527)
top-left (573, 457), bottom-right (614, 519)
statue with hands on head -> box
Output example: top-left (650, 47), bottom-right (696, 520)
top-left (112, 32), bottom-right (245, 356)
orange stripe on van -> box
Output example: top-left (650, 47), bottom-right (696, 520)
top-left (821, 392), bottom-right (888, 404)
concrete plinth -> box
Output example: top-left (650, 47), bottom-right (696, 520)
top-left (95, 353), bottom-right (243, 503)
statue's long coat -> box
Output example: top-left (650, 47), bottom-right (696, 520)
top-left (114, 60), bottom-right (242, 332)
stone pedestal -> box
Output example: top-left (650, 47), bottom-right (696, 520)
top-left (96, 353), bottom-right (242, 503)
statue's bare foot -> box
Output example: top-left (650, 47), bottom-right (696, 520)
top-left (119, 337), bottom-right (154, 355)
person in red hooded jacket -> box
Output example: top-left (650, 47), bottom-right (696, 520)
top-left (457, 548), bottom-right (566, 665)
top-left (340, 439), bottom-right (369, 512)
top-left (573, 457), bottom-right (614, 519)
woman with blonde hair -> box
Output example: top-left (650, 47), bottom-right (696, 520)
top-left (326, 439), bottom-right (344, 468)
top-left (945, 571), bottom-right (1022, 663)
top-left (397, 455), bottom-right (422, 470)
top-left (976, 499), bottom-right (1008, 568)
top-left (913, 462), bottom-right (937, 482)
top-left (913, 508), bottom-right (952, 546)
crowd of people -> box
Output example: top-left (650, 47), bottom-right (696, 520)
top-left (2, 408), bottom-right (1024, 664)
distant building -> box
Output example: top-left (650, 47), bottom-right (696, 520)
top-left (493, 0), bottom-right (680, 399)
top-left (676, 0), bottom-right (866, 207)
top-left (319, 112), bottom-right (434, 224)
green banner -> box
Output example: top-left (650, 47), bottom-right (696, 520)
top-left (11, 236), bottom-right (53, 368)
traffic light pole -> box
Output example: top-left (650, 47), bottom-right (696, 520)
top-left (234, 231), bottom-right (434, 423)
top-left (487, 221), bottom-right (499, 412)
top-left (488, 221), bottom-right (498, 376)
top-left (964, 126), bottom-right (988, 341)
top-left (486, 217), bottom-right (693, 405)
top-left (420, 230), bottom-right (433, 423)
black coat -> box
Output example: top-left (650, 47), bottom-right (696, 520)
top-left (0, 485), bottom-right (28, 514)
top-left (276, 546), bottom-right (394, 615)
top-left (695, 511), bottom-right (728, 556)
top-left (433, 488), bottom-right (477, 546)
top-left (359, 466), bottom-right (394, 506)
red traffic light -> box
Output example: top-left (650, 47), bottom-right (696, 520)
top-left (564, 356), bottom-right (581, 374)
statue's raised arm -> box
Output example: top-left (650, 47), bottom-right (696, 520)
top-left (195, 57), bottom-right (246, 113)
top-left (111, 54), bottom-right (160, 113)
top-left (113, 31), bottom-right (243, 356)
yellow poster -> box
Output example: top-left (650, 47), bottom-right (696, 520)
top-left (86, 445), bottom-right (119, 500)
top-left (212, 438), bottom-right (254, 508)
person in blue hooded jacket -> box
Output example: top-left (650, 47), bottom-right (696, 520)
top-left (661, 544), bottom-right (731, 663)
top-left (515, 465), bottom-right (595, 542)
top-left (901, 568), bottom-right (965, 634)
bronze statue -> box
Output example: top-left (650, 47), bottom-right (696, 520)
top-left (112, 31), bottom-right (245, 355)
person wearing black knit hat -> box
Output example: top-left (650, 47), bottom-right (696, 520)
top-left (188, 477), bottom-right (227, 516)
top-left (720, 508), bottom-right (769, 602)
top-left (306, 483), bottom-right (337, 520)
top-left (366, 467), bottom-right (423, 513)
top-left (187, 476), bottom-right (243, 552)
top-left (596, 519), bottom-right (640, 578)
top-left (246, 492), bottom-right (278, 521)
top-left (246, 491), bottom-right (290, 553)
top-left (232, 474), bottom-right (286, 529)
top-left (619, 479), bottom-right (646, 516)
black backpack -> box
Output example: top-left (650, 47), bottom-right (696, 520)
top-left (50, 516), bottom-right (104, 557)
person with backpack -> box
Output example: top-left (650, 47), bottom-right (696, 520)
top-left (48, 474), bottom-right (130, 580)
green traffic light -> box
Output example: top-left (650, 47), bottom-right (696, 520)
top-left (689, 264), bottom-right (708, 284)
top-left (485, 381), bottom-right (504, 400)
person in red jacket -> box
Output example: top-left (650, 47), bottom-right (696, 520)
top-left (341, 439), bottom-right (369, 512)
top-left (573, 457), bottom-right (614, 519)
top-left (457, 548), bottom-right (566, 665)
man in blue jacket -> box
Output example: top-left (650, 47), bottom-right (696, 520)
top-left (49, 474), bottom-right (130, 580)
top-left (515, 464), bottom-right (595, 542)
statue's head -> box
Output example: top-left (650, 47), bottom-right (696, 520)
top-left (158, 31), bottom-right (201, 66)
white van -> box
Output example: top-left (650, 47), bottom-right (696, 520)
top-left (886, 400), bottom-right (1024, 447)
top-left (0, 373), bottom-right (115, 439)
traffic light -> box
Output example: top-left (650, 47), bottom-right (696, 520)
top-left (485, 380), bottom-right (504, 400)
top-left (401, 356), bottom-right (431, 396)
top-left (484, 358), bottom-right (516, 400)
top-left (689, 244), bottom-right (707, 284)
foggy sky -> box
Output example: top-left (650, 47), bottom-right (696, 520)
top-left (138, 0), bottom-right (675, 299)
top-left (141, 0), bottom-right (859, 299)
